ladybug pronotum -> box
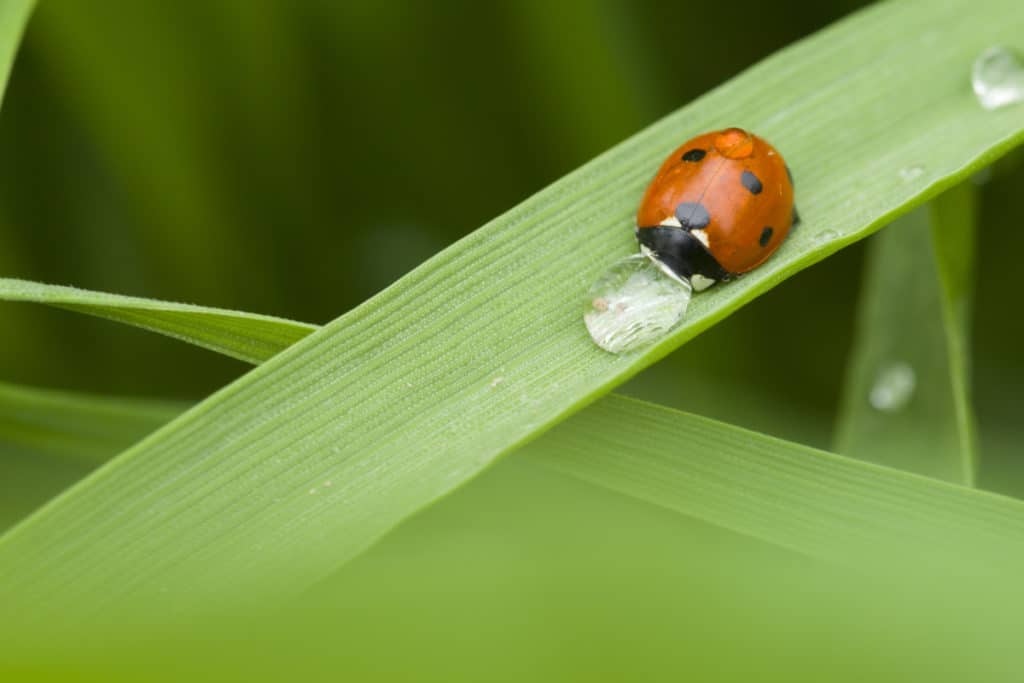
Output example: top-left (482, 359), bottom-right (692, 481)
top-left (635, 127), bottom-right (799, 291)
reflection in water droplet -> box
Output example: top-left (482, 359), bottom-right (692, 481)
top-left (869, 362), bottom-right (916, 413)
top-left (972, 46), bottom-right (1024, 110)
top-left (899, 166), bottom-right (925, 182)
top-left (583, 254), bottom-right (691, 354)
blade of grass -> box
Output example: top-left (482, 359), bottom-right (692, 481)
top-left (528, 394), bottom-right (1024, 572)
top-left (2, 0), bottom-right (1024, 626)
top-left (834, 186), bottom-right (977, 484)
top-left (930, 184), bottom-right (979, 472)
top-left (0, 278), bottom-right (315, 364)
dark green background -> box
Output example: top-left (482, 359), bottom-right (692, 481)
top-left (0, 1), bottom-right (1020, 490)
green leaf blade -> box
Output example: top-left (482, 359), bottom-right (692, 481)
top-left (0, 278), bottom-right (316, 364)
top-left (931, 185), bottom-right (980, 475)
top-left (530, 394), bottom-right (1024, 570)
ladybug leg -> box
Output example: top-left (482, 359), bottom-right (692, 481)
top-left (791, 206), bottom-right (801, 228)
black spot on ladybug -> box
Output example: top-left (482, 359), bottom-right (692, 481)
top-left (741, 170), bottom-right (763, 195)
top-left (682, 148), bottom-right (706, 162)
top-left (791, 206), bottom-right (801, 227)
top-left (759, 226), bottom-right (774, 247)
top-left (786, 165), bottom-right (794, 186)
top-left (674, 202), bottom-right (711, 230)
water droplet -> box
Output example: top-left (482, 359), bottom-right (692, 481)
top-left (869, 362), bottom-right (916, 413)
top-left (583, 254), bottom-right (691, 354)
top-left (972, 46), bottom-right (1024, 110)
top-left (814, 229), bottom-right (841, 245)
top-left (899, 166), bottom-right (925, 182)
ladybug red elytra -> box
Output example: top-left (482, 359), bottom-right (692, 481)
top-left (635, 127), bottom-right (798, 291)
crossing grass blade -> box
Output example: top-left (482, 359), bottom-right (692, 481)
top-left (2, 0), bottom-right (1024, 629)
top-left (529, 394), bottom-right (1024, 572)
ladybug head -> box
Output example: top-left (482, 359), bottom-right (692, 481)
top-left (635, 226), bottom-right (732, 291)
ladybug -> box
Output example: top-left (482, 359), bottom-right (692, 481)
top-left (635, 127), bottom-right (798, 291)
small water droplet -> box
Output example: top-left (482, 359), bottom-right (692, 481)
top-left (869, 362), bottom-right (916, 413)
top-left (583, 254), bottom-right (691, 354)
top-left (814, 229), bottom-right (841, 245)
top-left (972, 46), bottom-right (1024, 110)
top-left (899, 166), bottom-right (925, 182)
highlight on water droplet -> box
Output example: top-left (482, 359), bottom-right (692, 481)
top-left (972, 46), bottom-right (1024, 111)
top-left (899, 165), bottom-right (925, 182)
top-left (583, 254), bottom-right (692, 354)
top-left (869, 361), bottom-right (916, 413)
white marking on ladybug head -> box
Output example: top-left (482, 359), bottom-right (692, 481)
top-left (659, 216), bottom-right (682, 228)
top-left (690, 228), bottom-right (710, 249)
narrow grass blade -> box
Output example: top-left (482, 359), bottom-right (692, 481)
top-left (834, 187), bottom-right (978, 484)
top-left (0, 278), bottom-right (315, 364)
top-left (2, 0), bottom-right (1024, 626)
top-left (930, 185), bottom-right (980, 471)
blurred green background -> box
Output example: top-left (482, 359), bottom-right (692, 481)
top-left (0, 1), bottom-right (1022, 483)
top-left (4, 3), bottom-right (1024, 680)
